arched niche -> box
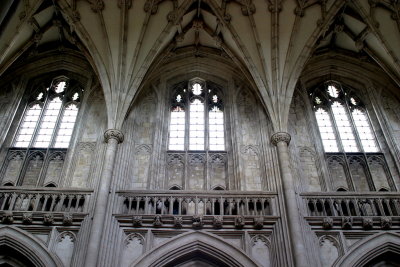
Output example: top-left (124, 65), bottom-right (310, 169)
top-left (335, 232), bottom-right (400, 267)
top-left (133, 231), bottom-right (259, 267)
top-left (0, 226), bottom-right (61, 267)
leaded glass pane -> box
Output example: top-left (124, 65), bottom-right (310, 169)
top-left (34, 97), bottom-right (62, 148)
top-left (189, 99), bottom-right (204, 150)
top-left (54, 104), bottom-right (78, 148)
top-left (169, 107), bottom-right (185, 150)
top-left (315, 108), bottom-right (339, 152)
top-left (352, 109), bottom-right (379, 152)
top-left (14, 104), bottom-right (42, 147)
top-left (209, 106), bottom-right (225, 151)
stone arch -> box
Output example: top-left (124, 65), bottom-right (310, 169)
top-left (335, 232), bottom-right (400, 267)
top-left (0, 226), bottom-right (61, 267)
top-left (133, 231), bottom-right (259, 267)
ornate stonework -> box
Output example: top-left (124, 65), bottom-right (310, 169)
top-left (271, 132), bottom-right (291, 146)
top-left (104, 129), bottom-right (124, 144)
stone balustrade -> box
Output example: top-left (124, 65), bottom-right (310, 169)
top-left (117, 190), bottom-right (276, 216)
top-left (302, 192), bottom-right (400, 217)
top-left (0, 187), bottom-right (92, 213)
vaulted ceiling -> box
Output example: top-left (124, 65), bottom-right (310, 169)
top-left (0, 0), bottom-right (399, 131)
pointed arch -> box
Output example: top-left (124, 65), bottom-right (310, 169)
top-left (335, 232), bottom-right (400, 267)
top-left (0, 226), bottom-right (61, 267)
top-left (133, 231), bottom-right (259, 267)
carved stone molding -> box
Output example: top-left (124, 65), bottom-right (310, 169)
top-left (87, 0), bottom-right (105, 13)
top-left (63, 213), bottom-right (73, 226)
top-left (341, 217), bottom-right (353, 229)
top-left (44, 214), bottom-right (54, 225)
top-left (22, 213), bottom-right (33, 224)
top-left (381, 217), bottom-right (392, 230)
top-left (362, 217), bottom-right (373, 230)
top-left (2, 211), bottom-right (14, 224)
top-left (118, 0), bottom-right (132, 9)
top-left (174, 216), bottom-right (183, 228)
top-left (235, 216), bottom-right (245, 229)
top-left (133, 216), bottom-right (142, 227)
top-left (213, 216), bottom-right (223, 229)
top-left (104, 129), bottom-right (124, 144)
top-left (271, 132), bottom-right (291, 146)
top-left (322, 217), bottom-right (333, 230)
top-left (254, 216), bottom-right (264, 230)
top-left (192, 215), bottom-right (203, 229)
top-left (153, 215), bottom-right (163, 227)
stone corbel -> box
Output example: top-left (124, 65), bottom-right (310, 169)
top-left (104, 129), bottom-right (124, 144)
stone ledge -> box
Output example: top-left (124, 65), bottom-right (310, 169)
top-left (114, 214), bottom-right (279, 230)
top-left (304, 216), bottom-right (400, 230)
top-left (0, 211), bottom-right (88, 226)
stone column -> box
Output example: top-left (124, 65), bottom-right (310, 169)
top-left (84, 129), bottom-right (124, 267)
top-left (271, 132), bottom-right (308, 267)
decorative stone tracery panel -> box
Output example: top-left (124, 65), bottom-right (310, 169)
top-left (368, 156), bottom-right (390, 191)
top-left (43, 152), bottom-right (65, 186)
top-left (55, 231), bottom-right (76, 267)
top-left (120, 233), bottom-right (144, 267)
top-left (71, 142), bottom-right (96, 187)
top-left (1, 151), bottom-right (25, 185)
top-left (209, 153), bottom-right (227, 189)
top-left (251, 235), bottom-right (271, 267)
top-left (21, 152), bottom-right (44, 186)
top-left (349, 156), bottom-right (369, 191)
top-left (132, 144), bottom-right (152, 189)
top-left (327, 156), bottom-right (348, 191)
top-left (166, 153), bottom-right (184, 189)
top-left (188, 154), bottom-right (205, 190)
top-left (299, 147), bottom-right (321, 191)
top-left (319, 235), bottom-right (340, 267)
top-left (241, 145), bottom-right (262, 191)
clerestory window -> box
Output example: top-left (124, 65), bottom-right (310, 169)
top-left (168, 80), bottom-right (225, 151)
top-left (0, 76), bottom-right (82, 187)
top-left (311, 81), bottom-right (394, 191)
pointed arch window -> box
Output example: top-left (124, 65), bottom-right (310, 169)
top-left (168, 80), bottom-right (225, 151)
top-left (0, 76), bottom-right (82, 187)
top-left (311, 82), bottom-right (379, 153)
top-left (14, 77), bottom-right (81, 149)
top-left (311, 81), bottom-right (395, 192)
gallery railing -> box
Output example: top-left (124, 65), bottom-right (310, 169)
top-left (0, 187), bottom-right (92, 213)
top-left (302, 192), bottom-right (400, 217)
top-left (116, 190), bottom-right (277, 216)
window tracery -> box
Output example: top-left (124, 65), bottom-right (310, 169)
top-left (168, 79), bottom-right (225, 152)
top-left (311, 81), bottom-right (394, 191)
top-left (1, 76), bottom-right (82, 187)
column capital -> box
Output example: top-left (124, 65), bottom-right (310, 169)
top-left (104, 129), bottom-right (124, 144)
top-left (271, 132), bottom-right (291, 146)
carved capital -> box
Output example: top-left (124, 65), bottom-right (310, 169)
top-left (271, 132), bottom-right (291, 146)
top-left (104, 129), bottom-right (124, 143)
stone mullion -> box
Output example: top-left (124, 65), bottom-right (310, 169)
top-left (84, 129), bottom-right (123, 267)
top-left (271, 132), bottom-right (308, 267)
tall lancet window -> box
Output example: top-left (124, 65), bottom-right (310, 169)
top-left (168, 79), bottom-right (225, 151)
top-left (14, 78), bottom-right (80, 149)
top-left (1, 76), bottom-right (82, 187)
top-left (310, 81), bottom-right (394, 192)
top-left (312, 82), bottom-right (379, 153)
